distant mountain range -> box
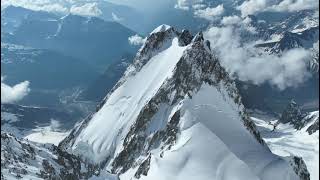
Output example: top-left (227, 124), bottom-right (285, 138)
top-left (1, 6), bottom-right (140, 135)
top-left (236, 10), bottom-right (319, 113)
top-left (2, 6), bottom-right (138, 70)
top-left (1, 6), bottom-right (141, 108)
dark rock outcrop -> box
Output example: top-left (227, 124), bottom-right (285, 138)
top-left (279, 100), bottom-right (307, 129)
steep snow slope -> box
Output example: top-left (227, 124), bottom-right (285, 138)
top-left (60, 25), bottom-right (307, 180)
top-left (69, 36), bottom-right (186, 163)
top-left (252, 111), bottom-right (319, 180)
top-left (119, 84), bottom-right (299, 180)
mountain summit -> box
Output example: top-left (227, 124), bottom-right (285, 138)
top-left (59, 25), bottom-right (308, 180)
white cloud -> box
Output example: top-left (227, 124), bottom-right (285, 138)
top-left (237, 0), bottom-right (319, 17)
top-left (1, 0), bottom-right (68, 14)
top-left (242, 16), bottom-right (258, 34)
top-left (1, 77), bottom-right (30, 104)
top-left (2, 0), bottom-right (104, 16)
top-left (192, 3), bottom-right (207, 10)
top-left (242, 16), bottom-right (253, 24)
top-left (221, 15), bottom-right (242, 25)
top-left (175, 0), bottom-right (224, 21)
top-left (269, 0), bottom-right (319, 12)
top-left (194, 4), bottom-right (224, 20)
top-left (204, 26), bottom-right (311, 90)
top-left (49, 119), bottom-right (61, 131)
top-left (128, 34), bottom-right (145, 46)
top-left (220, 16), bottom-right (257, 33)
top-left (236, 0), bottom-right (268, 17)
top-left (175, 0), bottom-right (204, 11)
top-left (70, 2), bottom-right (102, 17)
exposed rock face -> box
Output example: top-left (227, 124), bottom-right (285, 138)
top-left (1, 132), bottom-right (35, 179)
top-left (279, 101), bottom-right (319, 134)
top-left (289, 156), bottom-right (311, 180)
top-left (1, 132), bottom-right (101, 180)
top-left (306, 114), bottom-right (319, 135)
top-left (310, 41), bottom-right (319, 74)
top-left (178, 29), bottom-right (193, 46)
top-left (255, 27), bottom-right (319, 54)
top-left (279, 100), bottom-right (307, 129)
top-left (134, 155), bottom-right (151, 179)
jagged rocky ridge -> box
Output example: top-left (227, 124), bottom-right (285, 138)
top-left (279, 100), bottom-right (319, 134)
top-left (1, 132), bottom-right (104, 180)
top-left (279, 100), bottom-right (308, 129)
top-left (255, 27), bottom-right (319, 54)
top-left (306, 116), bottom-right (319, 135)
top-left (59, 25), bottom-right (309, 180)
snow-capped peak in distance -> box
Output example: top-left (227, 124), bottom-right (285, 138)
top-left (150, 24), bottom-right (172, 35)
top-left (59, 25), bottom-right (308, 180)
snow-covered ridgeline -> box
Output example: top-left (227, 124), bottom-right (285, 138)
top-left (59, 25), bottom-right (306, 180)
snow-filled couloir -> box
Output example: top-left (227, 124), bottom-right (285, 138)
top-left (59, 25), bottom-right (309, 180)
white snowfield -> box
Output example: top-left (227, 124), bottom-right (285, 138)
top-left (68, 26), bottom-right (301, 180)
top-left (121, 84), bottom-right (299, 180)
top-left (252, 111), bottom-right (319, 180)
top-left (25, 129), bottom-right (68, 146)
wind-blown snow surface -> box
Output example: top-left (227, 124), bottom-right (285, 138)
top-left (120, 84), bottom-right (298, 180)
top-left (62, 26), bottom-right (301, 180)
top-left (252, 111), bottom-right (319, 180)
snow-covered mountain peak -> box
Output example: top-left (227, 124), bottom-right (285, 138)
top-left (58, 26), bottom-right (307, 179)
top-left (150, 24), bottom-right (172, 35)
top-left (192, 31), bottom-right (204, 42)
top-left (132, 25), bottom-right (179, 71)
top-left (128, 26), bottom-right (194, 76)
